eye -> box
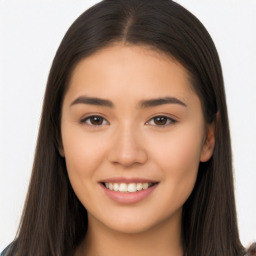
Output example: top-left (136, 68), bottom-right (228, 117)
top-left (80, 115), bottom-right (108, 126)
top-left (146, 116), bottom-right (176, 126)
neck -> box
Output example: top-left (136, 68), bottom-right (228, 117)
top-left (76, 210), bottom-right (183, 256)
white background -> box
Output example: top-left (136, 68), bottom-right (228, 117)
top-left (0, 0), bottom-right (255, 252)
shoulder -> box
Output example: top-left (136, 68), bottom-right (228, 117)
top-left (246, 242), bottom-right (256, 256)
top-left (1, 241), bottom-right (17, 256)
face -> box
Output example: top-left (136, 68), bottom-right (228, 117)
top-left (60, 44), bottom-right (215, 234)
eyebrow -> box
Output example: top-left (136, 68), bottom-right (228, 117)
top-left (71, 96), bottom-right (114, 107)
top-left (139, 97), bottom-right (187, 108)
top-left (70, 96), bottom-right (187, 108)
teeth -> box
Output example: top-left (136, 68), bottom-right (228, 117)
top-left (104, 182), bottom-right (155, 193)
top-left (119, 183), bottom-right (128, 192)
top-left (127, 183), bottom-right (137, 192)
top-left (113, 183), bottom-right (119, 191)
top-left (142, 183), bottom-right (149, 189)
top-left (109, 183), bottom-right (113, 190)
top-left (136, 183), bottom-right (143, 191)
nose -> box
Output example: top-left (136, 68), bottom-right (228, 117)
top-left (107, 124), bottom-right (148, 167)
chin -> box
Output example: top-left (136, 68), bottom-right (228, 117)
top-left (96, 208), bottom-right (181, 235)
top-left (106, 220), bottom-right (157, 234)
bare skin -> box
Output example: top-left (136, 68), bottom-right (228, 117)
top-left (60, 44), bottom-right (215, 256)
top-left (76, 209), bottom-right (182, 256)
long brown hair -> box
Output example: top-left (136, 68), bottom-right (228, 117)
top-left (9, 0), bottom-right (244, 255)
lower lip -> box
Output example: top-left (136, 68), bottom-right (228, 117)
top-left (99, 183), bottom-right (158, 204)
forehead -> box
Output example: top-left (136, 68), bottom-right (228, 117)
top-left (64, 44), bottom-right (196, 105)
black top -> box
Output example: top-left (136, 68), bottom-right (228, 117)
top-left (1, 242), bottom-right (16, 256)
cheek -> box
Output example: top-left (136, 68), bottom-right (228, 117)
top-left (61, 127), bottom-right (107, 180)
top-left (61, 128), bottom-right (110, 210)
top-left (151, 124), bottom-right (203, 167)
top-left (148, 125), bottom-right (204, 202)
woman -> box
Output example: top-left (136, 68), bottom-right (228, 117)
top-left (1, 0), bottom-right (252, 255)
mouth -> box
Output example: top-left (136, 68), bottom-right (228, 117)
top-left (101, 182), bottom-right (158, 193)
top-left (99, 179), bottom-right (159, 204)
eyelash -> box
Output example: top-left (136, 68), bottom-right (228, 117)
top-left (80, 116), bottom-right (108, 126)
top-left (146, 116), bottom-right (177, 127)
top-left (80, 115), bottom-right (177, 127)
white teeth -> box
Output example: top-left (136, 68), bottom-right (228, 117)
top-left (113, 183), bottom-right (119, 191)
top-left (119, 183), bottom-right (128, 192)
top-left (142, 183), bottom-right (149, 189)
top-left (136, 183), bottom-right (143, 191)
top-left (127, 183), bottom-right (137, 192)
top-left (109, 183), bottom-right (113, 190)
top-left (104, 182), bottom-right (155, 193)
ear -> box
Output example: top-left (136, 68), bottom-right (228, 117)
top-left (58, 145), bottom-right (65, 157)
top-left (57, 134), bottom-right (65, 157)
top-left (200, 120), bottom-right (216, 162)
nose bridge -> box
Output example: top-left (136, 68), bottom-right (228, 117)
top-left (108, 121), bottom-right (147, 167)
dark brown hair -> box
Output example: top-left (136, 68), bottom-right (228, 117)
top-left (8, 0), bottom-right (245, 255)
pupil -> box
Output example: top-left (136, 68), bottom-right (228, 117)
top-left (91, 116), bottom-right (103, 125)
top-left (155, 117), bottom-right (167, 125)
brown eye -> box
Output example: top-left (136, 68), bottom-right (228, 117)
top-left (90, 116), bottom-right (104, 125)
top-left (154, 116), bottom-right (168, 125)
top-left (146, 116), bottom-right (176, 127)
top-left (81, 116), bottom-right (107, 126)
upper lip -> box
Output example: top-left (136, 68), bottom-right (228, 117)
top-left (99, 177), bottom-right (159, 183)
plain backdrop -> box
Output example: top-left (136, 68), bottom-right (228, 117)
top-left (0, 0), bottom-right (255, 251)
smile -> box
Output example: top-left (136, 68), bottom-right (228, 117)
top-left (100, 179), bottom-right (159, 204)
top-left (103, 182), bottom-right (156, 193)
